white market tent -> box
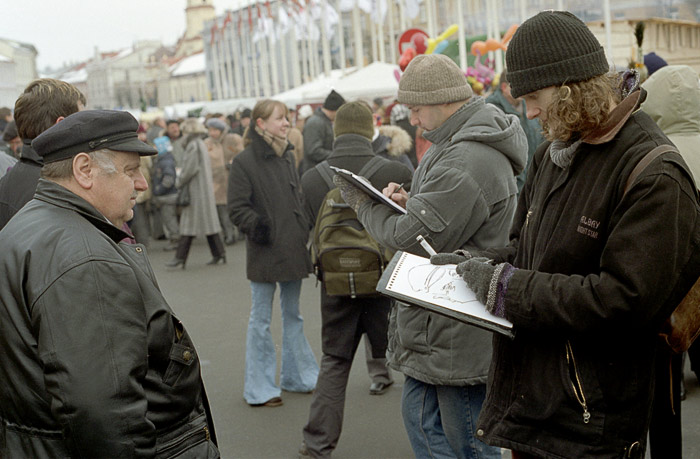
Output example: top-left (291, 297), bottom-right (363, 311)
top-left (273, 68), bottom-right (349, 107)
top-left (302, 62), bottom-right (401, 102)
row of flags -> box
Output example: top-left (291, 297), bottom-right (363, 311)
top-left (210, 0), bottom-right (421, 45)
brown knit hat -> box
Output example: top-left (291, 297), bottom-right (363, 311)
top-left (506, 11), bottom-right (609, 99)
top-left (333, 101), bottom-right (374, 140)
top-left (397, 54), bottom-right (472, 106)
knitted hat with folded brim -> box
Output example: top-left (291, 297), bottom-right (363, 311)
top-left (397, 54), bottom-right (472, 106)
top-left (333, 101), bottom-right (374, 140)
top-left (323, 89), bottom-right (346, 111)
top-left (506, 11), bottom-right (610, 99)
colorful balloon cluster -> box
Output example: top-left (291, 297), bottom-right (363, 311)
top-left (398, 25), bottom-right (459, 71)
top-left (466, 24), bottom-right (518, 94)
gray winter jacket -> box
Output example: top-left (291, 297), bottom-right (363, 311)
top-left (357, 97), bottom-right (528, 385)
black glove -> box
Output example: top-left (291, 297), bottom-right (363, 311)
top-left (456, 258), bottom-right (517, 318)
top-left (250, 216), bottom-right (272, 245)
top-left (333, 175), bottom-right (371, 212)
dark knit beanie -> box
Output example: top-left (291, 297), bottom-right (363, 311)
top-left (398, 54), bottom-right (472, 105)
top-left (323, 89), bottom-right (346, 111)
top-left (506, 11), bottom-right (609, 99)
top-left (644, 52), bottom-right (668, 76)
top-left (333, 101), bottom-right (374, 140)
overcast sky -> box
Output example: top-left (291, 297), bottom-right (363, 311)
top-left (0, 0), bottom-right (244, 71)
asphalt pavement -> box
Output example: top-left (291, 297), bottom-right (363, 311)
top-left (147, 237), bottom-right (700, 459)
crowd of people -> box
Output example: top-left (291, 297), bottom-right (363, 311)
top-left (0, 9), bottom-right (699, 459)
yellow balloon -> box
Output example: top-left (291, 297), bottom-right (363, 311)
top-left (425, 24), bottom-right (459, 54)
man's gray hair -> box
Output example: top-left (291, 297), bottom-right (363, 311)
top-left (41, 149), bottom-right (117, 180)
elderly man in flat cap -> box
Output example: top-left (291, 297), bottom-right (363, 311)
top-left (0, 110), bottom-right (219, 458)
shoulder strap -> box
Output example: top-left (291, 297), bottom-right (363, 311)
top-left (623, 144), bottom-right (679, 197)
top-left (358, 155), bottom-right (386, 181)
top-left (315, 161), bottom-right (335, 189)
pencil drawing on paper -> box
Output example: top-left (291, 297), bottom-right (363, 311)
top-left (407, 263), bottom-right (474, 304)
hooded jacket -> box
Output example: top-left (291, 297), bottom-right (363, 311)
top-left (0, 180), bottom-right (218, 458)
top-left (642, 64), bottom-right (700, 183)
top-left (357, 96), bottom-right (528, 385)
top-left (486, 86), bottom-right (545, 191)
top-left (476, 88), bottom-right (700, 457)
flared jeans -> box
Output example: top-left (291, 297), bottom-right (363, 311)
top-left (244, 280), bottom-right (319, 405)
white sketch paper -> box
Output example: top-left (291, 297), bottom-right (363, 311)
top-left (385, 251), bottom-right (513, 330)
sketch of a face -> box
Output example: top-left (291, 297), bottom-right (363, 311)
top-left (407, 264), bottom-right (470, 303)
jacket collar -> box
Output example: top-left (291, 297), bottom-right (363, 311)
top-left (582, 87), bottom-right (647, 145)
top-left (19, 141), bottom-right (43, 166)
top-left (33, 179), bottom-right (131, 242)
top-left (331, 134), bottom-right (374, 158)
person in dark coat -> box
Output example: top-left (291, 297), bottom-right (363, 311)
top-left (0, 110), bottom-right (218, 457)
top-left (432, 12), bottom-right (699, 458)
top-left (299, 101), bottom-right (413, 458)
top-left (0, 78), bottom-right (85, 230)
top-left (299, 90), bottom-right (345, 175)
top-left (228, 99), bottom-right (319, 407)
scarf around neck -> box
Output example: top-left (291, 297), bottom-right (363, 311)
top-left (549, 138), bottom-right (582, 169)
top-left (255, 126), bottom-right (288, 157)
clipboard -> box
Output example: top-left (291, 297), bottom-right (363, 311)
top-left (330, 166), bottom-right (407, 214)
top-left (377, 251), bottom-right (515, 338)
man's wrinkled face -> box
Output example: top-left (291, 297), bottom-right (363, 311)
top-left (91, 151), bottom-right (147, 228)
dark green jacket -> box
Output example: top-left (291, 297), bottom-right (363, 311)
top-left (478, 89), bottom-right (700, 457)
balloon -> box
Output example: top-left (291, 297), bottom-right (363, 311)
top-left (470, 41), bottom-right (487, 56)
top-left (413, 34), bottom-right (428, 55)
top-left (501, 24), bottom-right (519, 45)
top-left (485, 38), bottom-right (506, 52)
top-left (399, 47), bottom-right (417, 71)
top-left (425, 24), bottom-right (459, 54)
top-left (433, 40), bottom-right (449, 55)
top-left (394, 69), bottom-right (401, 82)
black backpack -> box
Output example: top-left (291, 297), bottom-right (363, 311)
top-left (311, 157), bottom-right (394, 298)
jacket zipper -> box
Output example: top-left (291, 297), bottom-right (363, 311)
top-left (565, 340), bottom-right (591, 424)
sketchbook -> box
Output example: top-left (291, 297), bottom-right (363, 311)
top-left (377, 251), bottom-right (515, 338)
top-left (330, 166), bottom-right (407, 214)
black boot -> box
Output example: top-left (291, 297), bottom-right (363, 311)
top-left (165, 258), bottom-right (186, 269)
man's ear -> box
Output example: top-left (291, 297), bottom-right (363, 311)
top-left (72, 153), bottom-right (94, 189)
top-left (54, 116), bottom-right (65, 125)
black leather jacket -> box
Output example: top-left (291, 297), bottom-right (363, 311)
top-left (0, 179), bottom-right (218, 458)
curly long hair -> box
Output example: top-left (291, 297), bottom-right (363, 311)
top-left (542, 73), bottom-right (622, 142)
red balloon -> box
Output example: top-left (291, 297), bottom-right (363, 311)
top-left (399, 47), bottom-right (417, 71)
top-left (412, 35), bottom-right (427, 55)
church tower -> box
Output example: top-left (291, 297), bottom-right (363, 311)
top-left (176, 0), bottom-right (216, 58)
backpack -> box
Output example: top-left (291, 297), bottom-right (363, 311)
top-left (311, 157), bottom-right (394, 298)
top-left (623, 144), bottom-right (700, 353)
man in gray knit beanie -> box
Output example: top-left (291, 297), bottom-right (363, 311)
top-left (335, 52), bottom-right (527, 458)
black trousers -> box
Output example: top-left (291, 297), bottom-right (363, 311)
top-left (175, 233), bottom-right (225, 261)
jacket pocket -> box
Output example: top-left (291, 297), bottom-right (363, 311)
top-left (395, 302), bottom-right (430, 353)
top-left (163, 317), bottom-right (197, 387)
top-left (155, 414), bottom-right (219, 459)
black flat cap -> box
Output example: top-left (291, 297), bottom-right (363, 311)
top-left (32, 110), bottom-right (156, 163)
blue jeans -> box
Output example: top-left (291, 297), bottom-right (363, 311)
top-left (244, 280), bottom-right (319, 405)
top-left (402, 376), bottom-right (501, 459)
